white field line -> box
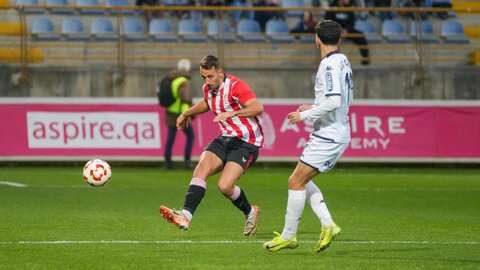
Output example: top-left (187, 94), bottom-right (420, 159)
top-left (0, 181), bottom-right (27, 187)
top-left (0, 240), bottom-right (478, 245)
top-left (7, 184), bottom-right (480, 192)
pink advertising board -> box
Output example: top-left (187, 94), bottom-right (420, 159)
top-left (1, 98), bottom-right (479, 162)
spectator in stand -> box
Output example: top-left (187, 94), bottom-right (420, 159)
top-left (325, 0), bottom-right (370, 65)
top-left (204, 0), bottom-right (224, 19)
top-left (375, 0), bottom-right (394, 21)
top-left (290, 11), bottom-right (317, 38)
top-left (226, 0), bottom-right (255, 23)
top-left (160, 0), bottom-right (194, 19)
top-left (399, 0), bottom-right (428, 20)
top-left (136, 0), bottom-right (160, 23)
top-left (253, 0), bottom-right (284, 31)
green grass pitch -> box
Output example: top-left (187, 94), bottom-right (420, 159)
top-left (1, 165), bottom-right (479, 269)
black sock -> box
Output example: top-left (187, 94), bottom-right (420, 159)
top-left (183, 184), bottom-right (206, 215)
top-left (231, 188), bottom-right (252, 216)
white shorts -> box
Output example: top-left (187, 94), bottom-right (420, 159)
top-left (299, 135), bottom-right (349, 173)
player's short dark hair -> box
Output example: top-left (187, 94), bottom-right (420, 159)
top-left (200, 55), bottom-right (221, 70)
top-left (315, 20), bottom-right (342, 45)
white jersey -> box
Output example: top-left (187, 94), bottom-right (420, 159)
top-left (310, 51), bottom-right (353, 143)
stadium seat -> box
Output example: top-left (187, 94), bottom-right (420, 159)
top-left (149, 18), bottom-right (177, 41)
top-left (31, 17), bottom-right (60, 40)
top-left (16, 0), bottom-right (43, 13)
top-left (265, 19), bottom-right (295, 43)
top-left (76, 0), bottom-right (104, 14)
top-left (409, 20), bottom-right (439, 43)
top-left (354, 19), bottom-right (382, 43)
top-left (236, 19), bottom-right (266, 42)
top-left (381, 19), bottom-right (412, 43)
top-left (441, 20), bottom-right (469, 43)
top-left (123, 17), bottom-right (148, 41)
top-left (207, 19), bottom-right (236, 43)
top-left (106, 0), bottom-right (134, 14)
top-left (282, 0), bottom-right (304, 16)
top-left (46, 0), bottom-right (74, 14)
top-left (91, 17), bottom-right (117, 40)
top-left (178, 19), bottom-right (208, 42)
top-left (61, 17), bottom-right (90, 40)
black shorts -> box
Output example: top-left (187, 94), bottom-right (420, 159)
top-left (205, 136), bottom-right (259, 170)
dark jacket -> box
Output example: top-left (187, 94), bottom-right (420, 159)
top-left (325, 1), bottom-right (356, 32)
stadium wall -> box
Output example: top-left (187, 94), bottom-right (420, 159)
top-left (0, 65), bottom-right (479, 100)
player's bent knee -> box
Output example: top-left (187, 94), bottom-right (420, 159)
top-left (217, 182), bottom-right (234, 197)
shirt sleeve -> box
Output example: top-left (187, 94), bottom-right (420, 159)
top-left (232, 79), bottom-right (256, 104)
top-left (324, 60), bottom-right (342, 97)
top-left (300, 95), bottom-right (341, 120)
top-left (300, 59), bottom-right (342, 120)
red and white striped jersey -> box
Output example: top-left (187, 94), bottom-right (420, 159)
top-left (203, 74), bottom-right (264, 147)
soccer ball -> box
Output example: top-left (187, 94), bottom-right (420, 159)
top-left (83, 159), bottom-right (112, 187)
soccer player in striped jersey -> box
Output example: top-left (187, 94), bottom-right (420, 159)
top-left (160, 55), bottom-right (264, 236)
top-left (264, 20), bottom-right (353, 252)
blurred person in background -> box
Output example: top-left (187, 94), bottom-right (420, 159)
top-left (375, 0), bottom-right (394, 21)
top-left (326, 0), bottom-right (370, 65)
top-left (136, 0), bottom-right (160, 23)
top-left (253, 0), bottom-right (284, 31)
top-left (290, 11), bottom-right (317, 38)
top-left (163, 59), bottom-right (195, 170)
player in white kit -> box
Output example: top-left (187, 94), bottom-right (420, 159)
top-left (263, 20), bottom-right (353, 253)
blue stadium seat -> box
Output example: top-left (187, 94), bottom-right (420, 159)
top-left (282, 0), bottom-right (304, 16)
top-left (16, 0), bottom-right (43, 14)
top-left (76, 0), bottom-right (104, 14)
top-left (207, 19), bottom-right (236, 43)
top-left (237, 19), bottom-right (266, 42)
top-left (409, 20), bottom-right (439, 43)
top-left (91, 17), bottom-right (117, 40)
top-left (61, 17), bottom-right (90, 40)
top-left (265, 19), bottom-right (295, 43)
top-left (31, 17), bottom-right (60, 40)
top-left (149, 18), bottom-right (177, 41)
top-left (123, 17), bottom-right (148, 41)
top-left (441, 20), bottom-right (469, 43)
top-left (381, 19), bottom-right (411, 43)
top-left (106, 0), bottom-right (134, 14)
top-left (46, 0), bottom-right (74, 14)
top-left (354, 19), bottom-right (382, 43)
top-left (178, 19), bottom-right (208, 42)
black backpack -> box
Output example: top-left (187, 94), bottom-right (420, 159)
top-left (157, 76), bottom-right (175, 107)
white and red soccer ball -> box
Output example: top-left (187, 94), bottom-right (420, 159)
top-left (83, 159), bottom-right (112, 187)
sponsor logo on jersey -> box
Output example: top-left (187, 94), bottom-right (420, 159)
top-left (326, 72), bottom-right (333, 92)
